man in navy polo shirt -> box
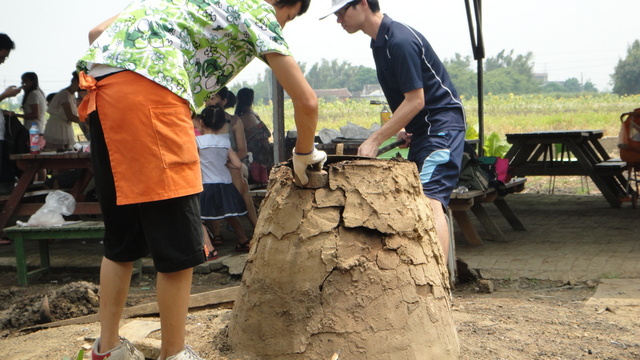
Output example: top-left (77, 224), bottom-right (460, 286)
top-left (321, 0), bottom-right (466, 258)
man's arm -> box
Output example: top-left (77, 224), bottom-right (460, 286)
top-left (89, 14), bottom-right (120, 44)
top-left (0, 86), bottom-right (21, 102)
top-left (264, 53), bottom-right (318, 154)
top-left (358, 87), bottom-right (425, 157)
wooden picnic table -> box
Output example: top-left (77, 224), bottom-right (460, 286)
top-left (0, 152), bottom-right (100, 235)
top-left (504, 130), bottom-right (631, 207)
top-left (449, 178), bottom-right (527, 246)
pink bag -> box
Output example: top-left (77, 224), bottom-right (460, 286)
top-left (494, 158), bottom-right (512, 183)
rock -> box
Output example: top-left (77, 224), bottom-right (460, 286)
top-left (222, 254), bottom-right (248, 276)
top-left (477, 279), bottom-right (495, 293)
top-left (207, 256), bottom-right (227, 271)
top-left (194, 263), bottom-right (211, 274)
top-left (39, 295), bottom-right (51, 324)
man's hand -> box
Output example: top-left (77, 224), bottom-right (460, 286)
top-left (357, 137), bottom-right (383, 158)
top-left (397, 131), bottom-right (412, 148)
top-left (292, 148), bottom-right (327, 185)
top-left (0, 86), bottom-right (21, 101)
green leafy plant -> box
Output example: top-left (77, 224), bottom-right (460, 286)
top-left (465, 125), bottom-right (479, 140)
top-left (483, 132), bottom-right (510, 158)
top-left (62, 349), bottom-right (84, 360)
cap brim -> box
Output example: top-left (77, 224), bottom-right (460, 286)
top-left (319, 1), bottom-right (351, 20)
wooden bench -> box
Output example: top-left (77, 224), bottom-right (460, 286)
top-left (449, 178), bottom-right (527, 246)
top-left (3, 221), bottom-right (142, 286)
top-left (249, 188), bottom-right (268, 210)
top-left (594, 160), bottom-right (627, 175)
top-left (0, 188), bottom-right (60, 203)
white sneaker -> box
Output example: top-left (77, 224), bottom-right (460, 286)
top-left (92, 337), bottom-right (145, 360)
top-left (166, 345), bottom-right (205, 360)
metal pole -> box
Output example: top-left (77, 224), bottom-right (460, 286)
top-left (271, 72), bottom-right (285, 163)
top-left (465, 0), bottom-right (485, 156)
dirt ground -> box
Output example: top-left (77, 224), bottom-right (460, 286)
top-left (0, 271), bottom-right (639, 359)
top-left (1, 175), bottom-right (639, 359)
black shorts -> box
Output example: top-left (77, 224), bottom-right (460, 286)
top-left (89, 110), bottom-right (205, 273)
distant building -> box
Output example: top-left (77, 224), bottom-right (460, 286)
top-left (533, 73), bottom-right (548, 85)
top-left (361, 83), bottom-right (384, 99)
top-left (313, 88), bottom-right (352, 100)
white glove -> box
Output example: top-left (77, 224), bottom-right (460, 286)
top-left (292, 147), bottom-right (327, 185)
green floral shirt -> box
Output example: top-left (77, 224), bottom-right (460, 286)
top-left (77, 0), bottom-right (291, 110)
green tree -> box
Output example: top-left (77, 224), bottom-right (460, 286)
top-left (612, 39), bottom-right (640, 95)
top-left (305, 59), bottom-right (377, 93)
top-left (583, 81), bottom-right (598, 93)
top-left (540, 82), bottom-right (565, 93)
top-left (563, 78), bottom-right (582, 92)
top-left (443, 53), bottom-right (477, 98)
top-left (483, 50), bottom-right (540, 94)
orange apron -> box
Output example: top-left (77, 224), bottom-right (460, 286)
top-left (79, 71), bottom-right (202, 205)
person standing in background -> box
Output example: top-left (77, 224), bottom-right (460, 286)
top-left (44, 71), bottom-right (80, 151)
top-left (321, 0), bottom-right (466, 259)
top-left (206, 87), bottom-right (259, 228)
top-left (235, 87), bottom-right (273, 186)
top-left (196, 106), bottom-right (252, 255)
top-left (17, 72), bottom-right (47, 131)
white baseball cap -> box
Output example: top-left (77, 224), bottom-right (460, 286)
top-left (319, 0), bottom-right (354, 20)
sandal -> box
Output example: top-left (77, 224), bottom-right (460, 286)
top-left (204, 226), bottom-right (224, 245)
top-left (205, 247), bottom-right (220, 261)
top-left (212, 235), bottom-right (224, 246)
top-left (235, 241), bottom-right (251, 253)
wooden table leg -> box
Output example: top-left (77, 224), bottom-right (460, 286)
top-left (451, 210), bottom-right (484, 246)
top-left (494, 198), bottom-right (526, 231)
top-left (13, 233), bottom-right (28, 286)
top-left (0, 161), bottom-right (41, 234)
top-left (470, 202), bottom-right (507, 242)
top-left (39, 238), bottom-right (50, 270)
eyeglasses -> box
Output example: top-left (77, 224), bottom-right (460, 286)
top-left (334, 1), bottom-right (357, 18)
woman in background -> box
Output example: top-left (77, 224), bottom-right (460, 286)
top-left (18, 72), bottom-right (46, 131)
top-left (235, 87), bottom-right (273, 186)
top-left (44, 71), bottom-right (80, 150)
top-left (206, 87), bottom-right (258, 229)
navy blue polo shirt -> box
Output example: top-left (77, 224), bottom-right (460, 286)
top-left (371, 15), bottom-right (466, 136)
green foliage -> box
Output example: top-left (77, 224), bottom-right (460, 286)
top-left (612, 39), bottom-right (640, 95)
top-left (251, 93), bottom-right (640, 141)
top-left (463, 127), bottom-right (508, 157)
top-left (443, 53), bottom-right (477, 97)
top-left (483, 132), bottom-right (510, 158)
top-left (465, 125), bottom-right (479, 140)
top-left (539, 79), bottom-right (598, 94)
top-left (443, 49), bottom-right (602, 97)
top-left (305, 59), bottom-right (378, 93)
top-left (61, 349), bottom-right (84, 360)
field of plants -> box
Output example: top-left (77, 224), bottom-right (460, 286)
top-left (254, 93), bottom-right (640, 141)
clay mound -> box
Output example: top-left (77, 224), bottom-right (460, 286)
top-left (228, 159), bottom-right (459, 360)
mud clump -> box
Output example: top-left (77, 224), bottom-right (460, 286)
top-left (0, 281), bottom-right (99, 332)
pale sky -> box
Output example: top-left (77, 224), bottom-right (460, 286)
top-left (1, 0), bottom-right (638, 97)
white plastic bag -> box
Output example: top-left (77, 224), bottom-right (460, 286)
top-left (17, 190), bottom-right (76, 226)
